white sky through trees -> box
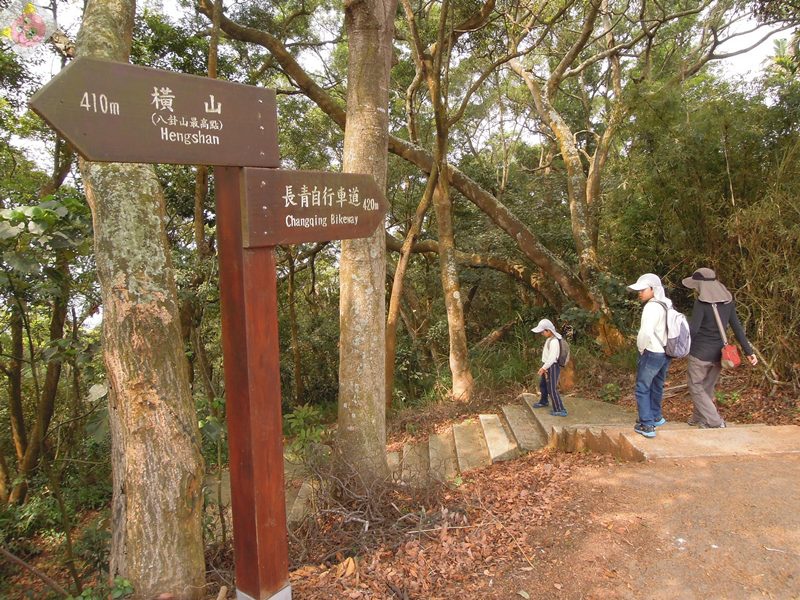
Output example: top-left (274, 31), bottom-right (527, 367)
top-left (9, 2), bottom-right (792, 173)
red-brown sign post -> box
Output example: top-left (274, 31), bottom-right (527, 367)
top-left (31, 58), bottom-right (388, 600)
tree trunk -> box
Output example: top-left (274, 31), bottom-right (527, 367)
top-left (475, 317), bottom-right (519, 349)
top-left (0, 448), bottom-right (9, 504)
top-left (7, 303), bottom-right (26, 464)
top-left (510, 60), bottom-right (598, 282)
top-left (337, 0), bottom-right (397, 479)
top-left (287, 249), bottom-right (304, 404)
top-left (8, 251), bottom-right (69, 504)
top-left (385, 234), bottom-right (565, 308)
top-left (76, 1), bottom-right (205, 597)
top-left (415, 0), bottom-right (475, 401)
top-left (385, 166), bottom-right (436, 410)
top-left (510, 59), bottom-right (626, 351)
top-left (432, 179), bottom-right (474, 400)
top-left (389, 135), bottom-right (600, 311)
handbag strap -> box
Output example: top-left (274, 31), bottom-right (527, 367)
top-left (710, 303), bottom-right (729, 345)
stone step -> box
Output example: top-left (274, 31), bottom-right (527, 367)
top-left (621, 424), bottom-right (800, 461)
top-left (287, 479), bottom-right (313, 523)
top-left (401, 440), bottom-right (431, 484)
top-left (429, 428), bottom-right (459, 484)
top-left (613, 429), bottom-right (647, 462)
top-left (479, 414), bottom-right (520, 462)
top-left (285, 483), bottom-right (300, 513)
top-left (453, 419), bottom-right (492, 473)
top-left (387, 450), bottom-right (401, 482)
top-left (502, 404), bottom-right (547, 451)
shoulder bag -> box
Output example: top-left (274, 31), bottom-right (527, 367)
top-left (711, 303), bottom-right (741, 369)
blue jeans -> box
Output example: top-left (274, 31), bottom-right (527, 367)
top-left (635, 350), bottom-right (670, 426)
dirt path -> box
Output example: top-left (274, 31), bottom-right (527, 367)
top-left (490, 454), bottom-right (800, 600)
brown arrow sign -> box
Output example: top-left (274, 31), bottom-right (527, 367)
top-left (241, 168), bottom-right (388, 247)
top-left (29, 57), bottom-right (279, 167)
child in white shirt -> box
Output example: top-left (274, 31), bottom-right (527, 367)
top-left (530, 319), bottom-right (567, 417)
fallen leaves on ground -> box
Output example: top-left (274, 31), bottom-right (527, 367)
top-left (289, 450), bottom-right (615, 599)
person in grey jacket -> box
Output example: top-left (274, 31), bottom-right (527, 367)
top-left (682, 268), bottom-right (758, 428)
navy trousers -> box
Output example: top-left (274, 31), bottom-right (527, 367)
top-left (539, 363), bottom-right (564, 412)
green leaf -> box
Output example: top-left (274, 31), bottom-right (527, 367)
top-left (0, 221), bottom-right (23, 239)
top-left (27, 221), bottom-right (47, 235)
top-left (4, 252), bottom-right (40, 274)
top-left (87, 383), bottom-right (108, 402)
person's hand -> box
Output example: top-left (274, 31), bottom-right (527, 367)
top-left (538, 367), bottom-right (547, 377)
top-left (748, 354), bottom-right (758, 366)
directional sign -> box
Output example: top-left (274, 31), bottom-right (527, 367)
top-left (29, 57), bottom-right (279, 167)
top-left (241, 168), bottom-right (389, 247)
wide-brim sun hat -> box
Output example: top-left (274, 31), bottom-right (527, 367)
top-left (627, 273), bottom-right (662, 291)
top-left (531, 318), bottom-right (563, 340)
top-left (682, 267), bottom-right (732, 303)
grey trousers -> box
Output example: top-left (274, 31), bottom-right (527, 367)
top-left (687, 355), bottom-right (725, 427)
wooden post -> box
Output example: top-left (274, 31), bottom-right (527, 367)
top-left (215, 167), bottom-right (291, 600)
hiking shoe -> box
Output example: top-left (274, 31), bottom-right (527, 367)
top-left (532, 401), bottom-right (549, 408)
top-left (653, 417), bottom-right (667, 427)
top-left (700, 422), bottom-right (726, 429)
top-left (634, 423), bottom-right (656, 438)
top-left (551, 410), bottom-right (568, 417)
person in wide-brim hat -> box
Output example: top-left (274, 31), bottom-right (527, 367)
top-left (681, 267), bottom-right (732, 304)
top-left (682, 267), bottom-right (757, 429)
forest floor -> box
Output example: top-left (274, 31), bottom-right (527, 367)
top-left (289, 451), bottom-right (800, 600)
top-left (5, 363), bottom-right (798, 599)
top-left (287, 364), bottom-right (799, 599)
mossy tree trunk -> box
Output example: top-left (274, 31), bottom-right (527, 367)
top-left (337, 0), bottom-right (397, 479)
top-left (76, 1), bottom-right (205, 597)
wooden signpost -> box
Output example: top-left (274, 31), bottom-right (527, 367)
top-left (241, 168), bottom-right (388, 247)
top-left (31, 58), bottom-right (388, 600)
top-left (30, 57), bottom-right (280, 167)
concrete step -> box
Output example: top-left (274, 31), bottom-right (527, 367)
top-left (429, 428), bottom-right (459, 484)
top-left (387, 450), bottom-right (401, 482)
top-left (287, 479), bottom-right (313, 523)
top-left (285, 483), bottom-right (300, 509)
top-left (479, 414), bottom-right (520, 462)
top-left (622, 424), bottom-right (800, 460)
top-left (401, 440), bottom-right (430, 484)
top-left (502, 403), bottom-right (547, 451)
top-left (453, 419), bottom-right (492, 473)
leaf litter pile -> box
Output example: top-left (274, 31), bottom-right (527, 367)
top-left (289, 450), bottom-right (615, 599)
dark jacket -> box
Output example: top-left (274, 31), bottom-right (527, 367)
top-left (688, 299), bottom-right (753, 362)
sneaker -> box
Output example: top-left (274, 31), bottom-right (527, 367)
top-left (551, 410), bottom-right (568, 417)
top-left (634, 423), bottom-right (656, 438)
top-left (700, 422), bottom-right (726, 429)
top-left (532, 401), bottom-right (549, 408)
top-left (687, 419), bottom-right (701, 426)
top-left (653, 417), bottom-right (667, 427)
